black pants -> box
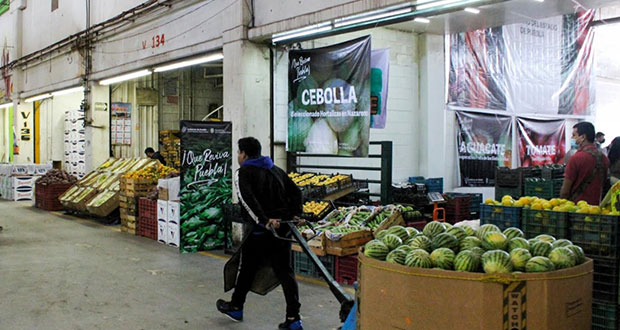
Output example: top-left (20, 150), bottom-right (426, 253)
top-left (231, 233), bottom-right (301, 318)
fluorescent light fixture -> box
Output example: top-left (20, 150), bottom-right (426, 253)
top-left (416, 0), bottom-right (479, 11)
top-left (51, 86), bottom-right (84, 96)
top-left (464, 7), bottom-right (480, 14)
top-left (154, 53), bottom-right (224, 72)
top-left (0, 102), bottom-right (12, 109)
top-left (99, 69), bottom-right (152, 85)
top-left (334, 6), bottom-right (412, 28)
top-left (533, 0), bottom-right (544, 2)
top-left (413, 17), bottom-right (431, 23)
top-left (272, 22), bottom-right (332, 43)
top-left (25, 93), bottom-right (52, 103)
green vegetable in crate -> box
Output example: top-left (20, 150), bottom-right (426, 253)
top-left (408, 235), bottom-right (432, 252)
top-left (431, 233), bottom-right (459, 252)
top-left (405, 227), bottom-right (419, 237)
top-left (509, 248), bottom-right (532, 271)
top-left (508, 237), bottom-right (530, 252)
top-left (462, 226), bottom-right (475, 237)
top-left (423, 221), bottom-right (446, 239)
top-left (446, 226), bottom-right (466, 242)
top-left (364, 240), bottom-right (390, 260)
top-left (481, 250), bottom-right (513, 274)
top-left (481, 232), bottom-right (508, 251)
top-left (525, 256), bottom-right (555, 273)
top-left (469, 247), bottom-right (485, 258)
top-left (375, 230), bottom-right (388, 240)
top-left (386, 225), bottom-right (410, 242)
top-left (405, 249), bottom-right (433, 268)
top-left (566, 245), bottom-right (585, 265)
top-left (386, 248), bottom-right (408, 265)
top-left (535, 234), bottom-right (556, 243)
top-left (530, 240), bottom-right (553, 257)
top-left (460, 236), bottom-right (481, 251)
top-left (552, 239), bottom-right (573, 249)
top-left (548, 247), bottom-right (576, 269)
top-left (381, 234), bottom-right (403, 251)
top-left (502, 227), bottom-right (524, 240)
top-left (430, 248), bottom-right (455, 270)
top-left (454, 250), bottom-right (481, 272)
top-left (476, 224), bottom-right (501, 240)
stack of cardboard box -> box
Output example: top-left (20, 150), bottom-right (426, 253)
top-left (157, 177), bottom-right (181, 247)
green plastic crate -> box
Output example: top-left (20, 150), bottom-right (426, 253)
top-left (522, 209), bottom-right (569, 239)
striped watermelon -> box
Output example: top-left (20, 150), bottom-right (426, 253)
top-left (460, 236), bottom-right (482, 251)
top-left (387, 225), bottom-right (410, 242)
top-left (443, 222), bottom-right (453, 229)
top-left (381, 234), bottom-right (403, 251)
top-left (446, 226), bottom-right (467, 242)
top-left (394, 245), bottom-right (413, 255)
top-left (481, 250), bottom-right (513, 274)
top-left (527, 238), bottom-right (539, 246)
top-left (535, 234), bottom-right (556, 243)
top-left (375, 230), bottom-right (389, 240)
top-left (508, 237), bottom-right (530, 252)
top-left (423, 221), bottom-right (446, 239)
top-left (552, 239), bottom-right (573, 249)
top-left (525, 256), bottom-right (555, 273)
top-left (405, 227), bottom-right (419, 238)
top-left (476, 224), bottom-right (501, 240)
top-left (408, 235), bottom-right (432, 252)
top-left (566, 245), bottom-right (585, 265)
top-left (454, 250), bottom-right (481, 272)
top-left (469, 247), bottom-right (485, 258)
top-left (509, 248), bottom-right (532, 271)
top-left (462, 225), bottom-right (476, 237)
top-left (386, 248), bottom-right (408, 265)
top-left (481, 232), bottom-right (508, 251)
top-left (503, 227), bottom-right (524, 240)
top-left (364, 240), bottom-right (390, 260)
top-left (548, 247), bottom-right (576, 269)
top-left (530, 240), bottom-right (553, 257)
top-left (430, 248), bottom-right (456, 270)
top-left (431, 233), bottom-right (459, 252)
top-left (405, 249), bottom-right (433, 268)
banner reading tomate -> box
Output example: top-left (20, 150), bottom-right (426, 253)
top-left (288, 36), bottom-right (371, 156)
top-left (456, 111), bottom-right (513, 187)
top-left (517, 117), bottom-right (566, 167)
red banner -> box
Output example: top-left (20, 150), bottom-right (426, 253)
top-left (517, 118), bottom-right (566, 167)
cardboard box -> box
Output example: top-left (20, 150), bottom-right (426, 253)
top-left (157, 200), bottom-right (168, 221)
top-left (357, 252), bottom-right (593, 330)
top-left (157, 220), bottom-right (168, 244)
top-left (12, 177), bottom-right (34, 190)
top-left (167, 222), bottom-right (180, 247)
top-left (167, 201), bottom-right (180, 224)
top-left (158, 187), bottom-right (169, 201)
top-left (157, 178), bottom-right (169, 189)
top-left (11, 165), bottom-right (28, 176)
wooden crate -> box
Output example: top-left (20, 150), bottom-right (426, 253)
top-left (292, 232), bottom-right (326, 256)
top-left (120, 225), bottom-right (136, 235)
top-left (325, 230), bottom-right (373, 256)
top-left (373, 211), bottom-right (405, 236)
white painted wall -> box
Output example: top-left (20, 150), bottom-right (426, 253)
top-left (0, 106), bottom-right (10, 162)
top-left (38, 91), bottom-right (83, 164)
top-left (13, 102), bottom-right (33, 163)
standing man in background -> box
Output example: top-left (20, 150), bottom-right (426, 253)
top-left (560, 122), bottom-right (609, 205)
top-left (595, 132), bottom-right (606, 154)
top-left (144, 147), bottom-right (167, 166)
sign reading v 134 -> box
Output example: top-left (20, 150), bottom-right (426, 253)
top-left (142, 34), bottom-right (165, 50)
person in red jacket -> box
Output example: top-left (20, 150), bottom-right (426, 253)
top-left (560, 122), bottom-right (609, 204)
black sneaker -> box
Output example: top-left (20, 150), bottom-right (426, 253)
top-left (278, 316), bottom-right (303, 330)
top-left (216, 299), bottom-right (243, 322)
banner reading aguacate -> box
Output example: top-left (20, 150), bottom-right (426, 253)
top-left (456, 111), bottom-right (513, 187)
top-left (517, 117), bottom-right (566, 167)
top-left (180, 121), bottom-right (233, 253)
top-left (288, 36), bottom-right (371, 156)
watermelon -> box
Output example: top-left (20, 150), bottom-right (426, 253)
top-left (460, 236), bottom-right (481, 251)
top-left (430, 248), bottom-right (456, 270)
top-left (446, 226), bottom-right (467, 242)
top-left (503, 227), bottom-right (524, 240)
top-left (481, 232), bottom-right (508, 251)
top-left (375, 230), bottom-right (388, 240)
top-left (443, 222), bottom-right (453, 229)
top-left (431, 233), bottom-right (459, 252)
top-left (386, 248), bottom-right (408, 265)
top-left (535, 234), bottom-right (556, 243)
top-left (552, 239), bottom-right (573, 249)
top-left (548, 247), bottom-right (576, 269)
top-left (405, 249), bottom-right (433, 268)
top-left (461, 225), bottom-right (476, 237)
top-left (528, 238), bottom-right (539, 246)
top-left (405, 227), bottom-right (419, 238)
top-left (423, 221), bottom-right (446, 239)
top-left (394, 245), bottom-right (413, 255)
top-left (508, 237), bottom-right (530, 252)
top-left (566, 245), bottom-right (585, 265)
top-left (525, 256), bottom-right (555, 273)
top-left (530, 240), bottom-right (553, 257)
top-left (381, 234), bottom-right (403, 251)
top-left (387, 225), bottom-right (410, 242)
top-left (364, 240), bottom-right (390, 260)
top-left (469, 247), bottom-right (485, 258)
top-left (481, 250), bottom-right (513, 274)
top-left (408, 235), bottom-right (432, 252)
top-left (476, 224), bottom-right (501, 240)
top-left (454, 250), bottom-right (481, 272)
top-left (509, 248), bottom-right (532, 271)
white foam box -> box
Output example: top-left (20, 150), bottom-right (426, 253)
top-left (12, 176), bottom-right (34, 189)
top-left (35, 164), bottom-right (52, 175)
top-left (157, 200), bottom-right (168, 221)
top-left (13, 190), bottom-right (33, 201)
top-left (167, 222), bottom-right (180, 247)
top-left (11, 165), bottom-right (28, 176)
top-left (167, 201), bottom-right (180, 224)
top-left (158, 220), bottom-right (168, 244)
top-left (167, 177), bottom-right (180, 201)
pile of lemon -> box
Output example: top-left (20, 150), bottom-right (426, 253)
top-left (485, 195), bottom-right (619, 215)
top-left (303, 201), bottom-right (330, 216)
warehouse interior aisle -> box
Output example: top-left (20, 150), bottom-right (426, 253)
top-left (0, 201), bottom-right (342, 330)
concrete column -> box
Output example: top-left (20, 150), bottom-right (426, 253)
top-left (85, 83), bottom-right (110, 171)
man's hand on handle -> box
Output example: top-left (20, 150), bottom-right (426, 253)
top-left (267, 218), bottom-right (280, 230)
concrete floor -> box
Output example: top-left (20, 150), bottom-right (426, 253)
top-left (0, 201), bottom-right (345, 330)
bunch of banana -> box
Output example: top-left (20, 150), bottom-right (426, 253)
top-left (365, 209), bottom-right (393, 230)
top-left (348, 211), bottom-right (371, 226)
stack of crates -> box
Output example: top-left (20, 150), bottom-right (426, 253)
top-left (521, 209), bottom-right (570, 239)
top-left (443, 193), bottom-right (471, 223)
top-left (292, 251), bottom-right (335, 279)
top-left (494, 167), bottom-right (522, 200)
top-left (480, 203), bottom-right (522, 230)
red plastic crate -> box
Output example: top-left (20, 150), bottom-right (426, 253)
top-left (137, 198), bottom-right (158, 240)
top-left (35, 182), bottom-right (74, 211)
top-left (335, 254), bottom-right (358, 285)
top-left (138, 198), bottom-right (157, 220)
